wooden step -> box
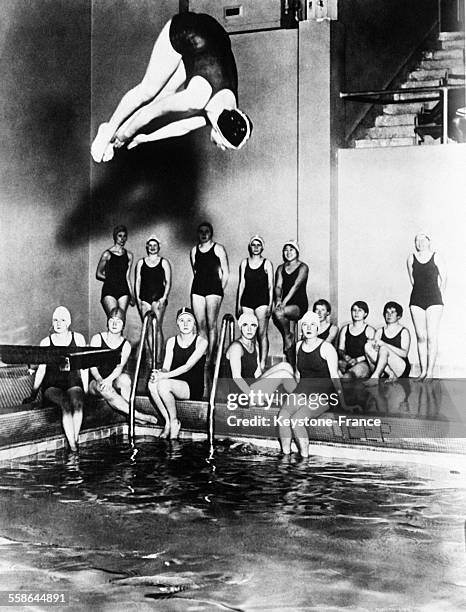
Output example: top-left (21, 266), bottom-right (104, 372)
top-left (424, 48), bottom-right (464, 60)
top-left (375, 113), bottom-right (416, 126)
top-left (354, 137), bottom-right (416, 148)
top-left (363, 125), bottom-right (416, 139)
top-left (438, 31), bottom-right (465, 41)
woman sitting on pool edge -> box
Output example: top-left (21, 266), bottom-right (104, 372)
top-left (89, 308), bottom-right (158, 426)
top-left (224, 312), bottom-right (297, 406)
top-left (148, 307), bottom-right (207, 439)
top-left (278, 311), bottom-right (347, 458)
top-left (338, 301), bottom-right (375, 378)
top-left (313, 299), bottom-right (339, 344)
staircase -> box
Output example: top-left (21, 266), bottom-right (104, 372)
top-left (354, 31), bottom-right (465, 148)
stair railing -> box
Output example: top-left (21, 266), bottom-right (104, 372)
top-left (341, 82), bottom-right (464, 144)
top-left (207, 313), bottom-right (235, 459)
top-left (128, 310), bottom-right (158, 445)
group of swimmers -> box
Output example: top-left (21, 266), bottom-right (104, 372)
top-left (23, 223), bottom-right (445, 456)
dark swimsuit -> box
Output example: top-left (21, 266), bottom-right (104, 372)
top-left (169, 12), bottom-right (238, 97)
top-left (409, 253), bottom-right (443, 310)
top-left (95, 334), bottom-right (129, 380)
top-left (191, 243), bottom-right (223, 297)
top-left (281, 264), bottom-right (308, 317)
top-left (344, 325), bottom-right (368, 359)
top-left (240, 260), bottom-right (269, 310)
top-left (295, 341), bottom-right (332, 395)
top-left (101, 251), bottom-right (130, 301)
top-left (171, 335), bottom-right (206, 401)
top-left (318, 326), bottom-right (331, 341)
top-left (42, 333), bottom-right (83, 393)
top-left (139, 258), bottom-right (166, 304)
top-left (226, 341), bottom-right (258, 394)
top-left (381, 328), bottom-right (411, 378)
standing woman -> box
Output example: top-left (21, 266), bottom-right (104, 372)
top-left (149, 308), bottom-right (208, 439)
top-left (407, 233), bottom-right (447, 380)
top-left (190, 222), bottom-right (229, 366)
top-left (135, 235), bottom-right (172, 368)
top-left (23, 307), bottom-right (88, 453)
top-left (237, 235), bottom-right (274, 370)
top-left (273, 240), bottom-right (309, 365)
top-left (96, 225), bottom-right (134, 318)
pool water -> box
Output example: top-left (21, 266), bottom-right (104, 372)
top-left (0, 439), bottom-right (465, 611)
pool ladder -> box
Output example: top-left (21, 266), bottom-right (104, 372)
top-left (128, 310), bottom-right (158, 445)
top-left (208, 313), bottom-right (235, 458)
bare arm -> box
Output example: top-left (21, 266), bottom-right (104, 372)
top-left (274, 265), bottom-right (284, 305)
top-left (321, 342), bottom-right (347, 409)
top-left (265, 260), bottom-right (274, 313)
top-left (407, 254), bottom-right (414, 287)
top-left (26, 337), bottom-right (50, 400)
top-left (378, 328), bottom-right (411, 359)
top-left (434, 252), bottom-right (447, 293)
top-left (215, 244), bottom-right (230, 292)
top-left (236, 260), bottom-right (247, 316)
top-left (96, 251), bottom-right (111, 282)
top-left (134, 259), bottom-right (143, 312)
top-left (282, 263), bottom-right (308, 306)
top-left (338, 325), bottom-right (349, 360)
top-left (127, 116), bottom-right (207, 149)
top-left (327, 324), bottom-right (339, 345)
top-left (160, 258), bottom-right (172, 301)
top-left (126, 251), bottom-right (135, 302)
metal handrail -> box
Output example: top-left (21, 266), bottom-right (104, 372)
top-left (341, 81), bottom-right (465, 144)
top-left (207, 313), bottom-right (235, 459)
top-left (128, 310), bottom-right (158, 445)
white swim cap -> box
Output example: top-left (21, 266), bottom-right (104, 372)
top-left (300, 311), bottom-right (320, 327)
top-left (238, 312), bottom-right (258, 328)
top-left (52, 306), bottom-right (71, 327)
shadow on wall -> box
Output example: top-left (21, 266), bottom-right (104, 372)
top-left (57, 134), bottom-right (201, 248)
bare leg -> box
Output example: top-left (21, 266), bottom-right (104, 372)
top-left (205, 295), bottom-right (223, 365)
top-left (151, 379), bottom-right (190, 439)
top-left (425, 305), bottom-right (443, 379)
top-left (410, 306), bottom-right (428, 380)
top-left (152, 300), bottom-right (167, 368)
top-left (68, 387), bottom-right (84, 447)
top-left (139, 301), bottom-right (154, 360)
top-left (254, 305), bottom-right (270, 370)
top-left (117, 295), bottom-right (130, 315)
top-left (101, 295), bottom-right (118, 318)
top-left (45, 388), bottom-right (78, 452)
top-left (191, 294), bottom-right (208, 342)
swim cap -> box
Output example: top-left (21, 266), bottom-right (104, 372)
top-left (216, 109), bottom-right (252, 150)
top-left (52, 306), bottom-right (71, 327)
top-left (283, 240), bottom-right (300, 254)
top-left (238, 312), bottom-right (258, 328)
top-left (249, 235), bottom-right (265, 248)
top-left (146, 235), bottom-right (160, 245)
top-left (176, 307), bottom-right (196, 323)
top-left (300, 311), bottom-right (320, 327)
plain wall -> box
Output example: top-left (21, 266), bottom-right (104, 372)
top-left (88, 1), bottom-right (299, 355)
top-left (338, 144), bottom-right (466, 377)
top-left (0, 0), bottom-right (91, 344)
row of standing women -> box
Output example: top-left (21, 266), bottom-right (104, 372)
top-left (97, 224), bottom-right (446, 381)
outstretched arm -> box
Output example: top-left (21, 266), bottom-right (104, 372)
top-left (127, 116), bottom-right (207, 149)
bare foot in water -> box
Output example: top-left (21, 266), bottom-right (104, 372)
top-left (170, 419), bottom-right (181, 440)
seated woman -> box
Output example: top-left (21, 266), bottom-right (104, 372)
top-left (225, 312), bottom-right (297, 403)
top-left (96, 225), bottom-right (134, 318)
top-left (313, 299), bottom-right (338, 344)
top-left (91, 12), bottom-right (252, 162)
top-left (338, 301), bottom-right (375, 378)
top-left (23, 306), bottom-right (88, 453)
top-left (89, 308), bottom-right (158, 425)
top-left (134, 235), bottom-right (172, 368)
top-left (278, 311), bottom-right (346, 458)
top-left (148, 308), bottom-right (208, 439)
top-left (237, 235), bottom-right (274, 371)
top-left (273, 240), bottom-right (309, 366)
top-left (364, 301), bottom-right (411, 384)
